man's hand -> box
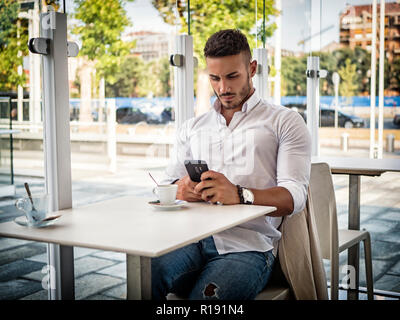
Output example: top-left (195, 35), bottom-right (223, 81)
top-left (175, 175), bottom-right (203, 202)
top-left (193, 170), bottom-right (240, 205)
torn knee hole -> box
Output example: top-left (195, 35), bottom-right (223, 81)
top-left (203, 283), bottom-right (218, 297)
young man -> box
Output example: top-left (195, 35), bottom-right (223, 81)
top-left (152, 29), bottom-right (311, 300)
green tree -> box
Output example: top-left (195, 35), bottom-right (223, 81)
top-left (280, 47), bottom-right (379, 97)
top-left (388, 57), bottom-right (400, 94)
top-left (281, 56), bottom-right (307, 96)
top-left (152, 0), bottom-right (278, 113)
top-left (138, 57), bottom-right (171, 97)
top-left (152, 0), bottom-right (277, 68)
top-left (105, 56), bottom-right (171, 98)
top-left (332, 47), bottom-right (370, 95)
top-left (0, 0), bottom-right (28, 92)
top-left (338, 58), bottom-right (358, 104)
top-left (105, 55), bottom-right (144, 97)
top-left (72, 0), bottom-right (135, 86)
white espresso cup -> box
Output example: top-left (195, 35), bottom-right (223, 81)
top-left (153, 184), bottom-right (178, 205)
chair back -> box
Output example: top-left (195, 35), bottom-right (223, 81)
top-left (310, 162), bottom-right (339, 260)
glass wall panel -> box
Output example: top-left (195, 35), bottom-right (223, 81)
top-left (0, 0), bottom-right (46, 300)
top-left (317, 0), bottom-right (400, 297)
top-left (274, 0), bottom-right (311, 116)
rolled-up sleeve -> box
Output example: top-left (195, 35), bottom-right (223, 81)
top-left (276, 111), bottom-right (311, 215)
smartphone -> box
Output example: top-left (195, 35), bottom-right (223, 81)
top-left (184, 160), bottom-right (209, 182)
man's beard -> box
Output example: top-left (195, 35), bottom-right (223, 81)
top-left (215, 74), bottom-right (252, 110)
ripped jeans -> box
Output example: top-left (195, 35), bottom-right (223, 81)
top-left (151, 236), bottom-right (275, 300)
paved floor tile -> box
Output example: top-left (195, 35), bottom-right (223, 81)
top-left (324, 257), bottom-right (392, 285)
top-left (0, 238), bottom-right (32, 251)
top-left (20, 289), bottom-right (48, 300)
top-left (373, 274), bottom-right (400, 292)
top-left (75, 273), bottom-right (124, 300)
top-left (361, 219), bottom-right (398, 234)
top-left (93, 251), bottom-right (126, 262)
top-left (0, 259), bottom-right (45, 282)
top-left (360, 240), bottom-right (400, 261)
top-left (21, 268), bottom-right (48, 282)
top-left (96, 262), bottom-right (126, 279)
top-left (0, 279), bottom-right (43, 300)
top-left (26, 252), bottom-right (47, 263)
top-left (380, 211), bottom-right (400, 221)
top-left (379, 232), bottom-right (400, 245)
top-left (74, 246), bottom-right (101, 259)
top-left (358, 259), bottom-right (395, 285)
top-left (74, 256), bottom-right (117, 278)
top-left (102, 283), bottom-right (126, 300)
top-left (86, 294), bottom-right (119, 300)
top-left (387, 260), bottom-right (400, 276)
top-left (0, 243), bottom-right (46, 266)
top-left (26, 247), bottom-right (104, 263)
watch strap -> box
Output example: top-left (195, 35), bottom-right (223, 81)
top-left (236, 185), bottom-right (244, 204)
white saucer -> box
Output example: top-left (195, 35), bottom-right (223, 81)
top-left (148, 200), bottom-right (188, 211)
top-left (14, 215), bottom-right (61, 228)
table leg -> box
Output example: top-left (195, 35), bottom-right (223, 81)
top-left (348, 174), bottom-right (361, 300)
top-left (126, 254), bottom-right (151, 300)
top-left (47, 244), bottom-right (75, 300)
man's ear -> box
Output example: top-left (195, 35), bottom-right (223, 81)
top-left (249, 60), bottom-right (257, 77)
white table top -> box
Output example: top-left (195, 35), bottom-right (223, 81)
top-left (0, 196), bottom-right (276, 257)
top-left (312, 156), bottom-right (400, 176)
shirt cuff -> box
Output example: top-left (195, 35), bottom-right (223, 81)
top-left (278, 182), bottom-right (307, 216)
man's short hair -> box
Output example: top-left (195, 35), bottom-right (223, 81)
top-left (204, 29), bottom-right (251, 64)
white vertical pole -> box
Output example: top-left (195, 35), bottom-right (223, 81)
top-left (40, 11), bottom-right (74, 300)
top-left (255, 0), bottom-right (258, 49)
top-left (17, 20), bottom-right (23, 123)
top-left (107, 98), bottom-right (117, 173)
top-left (28, 11), bottom-right (34, 124)
top-left (332, 72), bottom-right (340, 128)
top-left (33, 1), bottom-right (41, 125)
top-left (273, 0), bottom-right (281, 105)
top-left (174, 35), bottom-right (194, 129)
top-left (307, 56), bottom-right (320, 157)
top-left (98, 77), bottom-right (105, 124)
top-left (26, 1), bottom-right (41, 130)
top-left (377, 0), bottom-right (385, 159)
top-left (369, 0), bottom-right (377, 159)
top-left (253, 48), bottom-right (268, 100)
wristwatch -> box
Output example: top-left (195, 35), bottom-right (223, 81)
top-left (237, 185), bottom-right (254, 205)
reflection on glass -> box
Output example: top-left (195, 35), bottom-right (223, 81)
top-left (317, 0), bottom-right (399, 154)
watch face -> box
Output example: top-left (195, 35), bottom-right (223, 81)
top-left (243, 188), bottom-right (254, 203)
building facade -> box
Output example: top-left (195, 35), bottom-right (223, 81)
top-left (339, 2), bottom-right (400, 63)
top-left (123, 31), bottom-right (171, 61)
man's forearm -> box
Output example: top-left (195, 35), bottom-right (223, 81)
top-left (251, 186), bottom-right (294, 217)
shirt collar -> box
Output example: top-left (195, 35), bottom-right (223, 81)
top-left (212, 88), bottom-right (261, 114)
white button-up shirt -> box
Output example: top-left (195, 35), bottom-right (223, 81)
top-left (162, 90), bottom-right (311, 256)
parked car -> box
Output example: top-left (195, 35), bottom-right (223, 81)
top-left (160, 106), bottom-right (173, 123)
top-left (116, 106), bottom-right (148, 124)
top-left (284, 103), bottom-right (306, 112)
top-left (393, 114), bottom-right (400, 126)
top-left (302, 107), bottom-right (365, 128)
top-left (69, 104), bottom-right (98, 122)
top-left (116, 105), bottom-right (173, 124)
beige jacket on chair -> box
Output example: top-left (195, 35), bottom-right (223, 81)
top-left (278, 189), bottom-right (329, 300)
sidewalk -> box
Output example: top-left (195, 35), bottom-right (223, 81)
top-left (0, 147), bottom-right (399, 300)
